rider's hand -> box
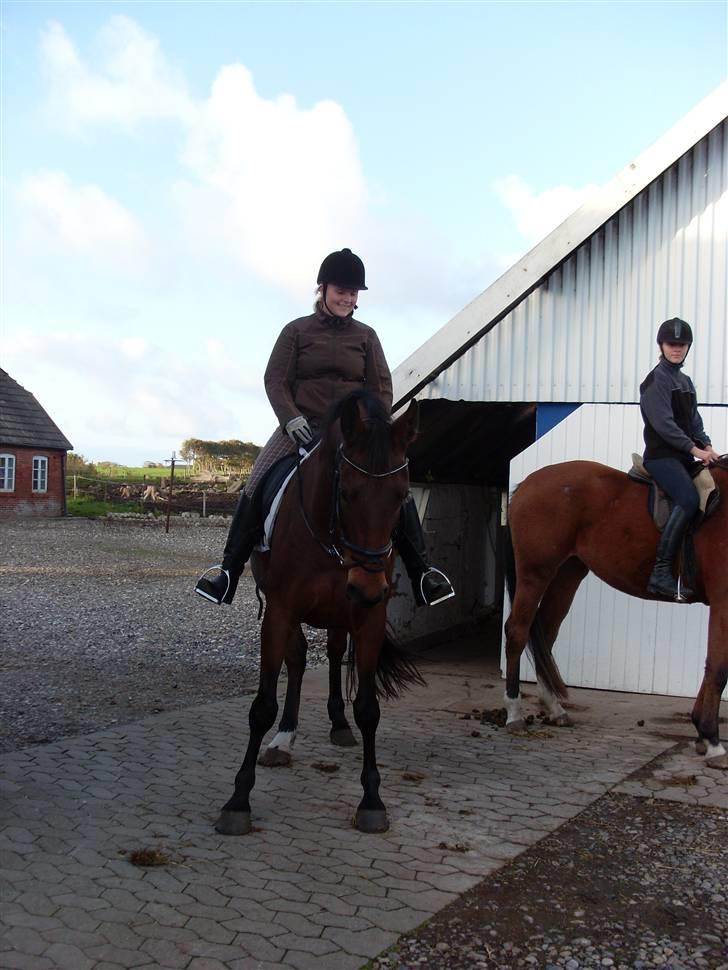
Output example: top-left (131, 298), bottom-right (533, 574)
top-left (691, 444), bottom-right (719, 465)
top-left (285, 415), bottom-right (313, 447)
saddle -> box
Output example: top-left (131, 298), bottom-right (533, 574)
top-left (252, 445), bottom-right (319, 551)
top-left (627, 454), bottom-right (720, 531)
top-left (627, 455), bottom-right (720, 601)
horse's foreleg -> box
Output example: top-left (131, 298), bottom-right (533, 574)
top-left (259, 626), bottom-right (307, 767)
top-left (327, 629), bottom-right (357, 747)
top-left (216, 610), bottom-right (290, 835)
top-left (351, 617), bottom-right (388, 833)
top-left (692, 604), bottom-right (728, 769)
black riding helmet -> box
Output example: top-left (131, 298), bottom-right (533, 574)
top-left (656, 317), bottom-right (693, 348)
top-left (317, 248), bottom-right (368, 291)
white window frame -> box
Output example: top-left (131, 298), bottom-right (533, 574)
top-left (0, 453), bottom-right (16, 492)
top-left (32, 455), bottom-right (49, 493)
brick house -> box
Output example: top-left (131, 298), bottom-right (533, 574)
top-left (0, 368), bottom-right (73, 516)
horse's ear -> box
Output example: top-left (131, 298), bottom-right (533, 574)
top-left (392, 399), bottom-right (419, 448)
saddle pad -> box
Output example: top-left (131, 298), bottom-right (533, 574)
top-left (629, 453), bottom-right (716, 514)
top-left (255, 443), bottom-right (319, 552)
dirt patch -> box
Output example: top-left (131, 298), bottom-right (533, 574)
top-left (375, 792), bottom-right (728, 970)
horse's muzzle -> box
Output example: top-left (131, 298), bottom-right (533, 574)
top-left (346, 566), bottom-right (389, 609)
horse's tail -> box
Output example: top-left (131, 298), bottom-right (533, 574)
top-left (503, 523), bottom-right (567, 701)
top-left (346, 630), bottom-right (426, 701)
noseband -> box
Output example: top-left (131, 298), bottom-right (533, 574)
top-left (297, 444), bottom-right (409, 572)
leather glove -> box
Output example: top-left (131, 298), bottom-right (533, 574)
top-left (285, 415), bottom-right (313, 446)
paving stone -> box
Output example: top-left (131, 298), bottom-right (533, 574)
top-left (3, 924), bottom-right (48, 955)
top-left (230, 932), bottom-right (286, 963)
top-left (42, 941), bottom-right (97, 970)
top-left (322, 923), bottom-right (399, 957)
top-left (86, 944), bottom-right (150, 968)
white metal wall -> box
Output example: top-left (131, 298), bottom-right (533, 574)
top-left (423, 120), bottom-right (728, 408)
top-left (504, 403), bottom-right (728, 698)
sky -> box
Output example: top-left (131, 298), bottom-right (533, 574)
top-left (1, 0), bottom-right (726, 465)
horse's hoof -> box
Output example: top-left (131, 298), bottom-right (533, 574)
top-left (215, 810), bottom-right (252, 835)
top-left (258, 747), bottom-right (291, 767)
top-left (506, 719), bottom-right (528, 735)
top-left (355, 809), bottom-right (389, 833)
top-left (547, 713), bottom-right (575, 728)
top-left (695, 739), bottom-right (708, 755)
top-left (330, 727), bottom-right (358, 747)
top-left (705, 753), bottom-right (728, 771)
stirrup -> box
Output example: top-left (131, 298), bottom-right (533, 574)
top-left (419, 567), bottom-right (455, 607)
top-left (194, 565), bottom-right (231, 604)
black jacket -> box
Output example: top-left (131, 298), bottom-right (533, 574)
top-left (639, 358), bottom-right (711, 463)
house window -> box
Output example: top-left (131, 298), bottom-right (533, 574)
top-left (0, 454), bottom-right (16, 491)
top-left (32, 456), bottom-right (49, 493)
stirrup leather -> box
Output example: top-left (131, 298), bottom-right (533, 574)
top-left (194, 565), bottom-right (231, 604)
top-left (420, 567), bottom-right (455, 606)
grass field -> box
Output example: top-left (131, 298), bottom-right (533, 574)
top-left (66, 497), bottom-right (150, 518)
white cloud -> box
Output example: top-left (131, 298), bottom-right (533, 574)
top-left (177, 65), bottom-right (368, 296)
top-left (16, 170), bottom-right (149, 269)
top-left (2, 332), bottom-right (273, 461)
top-left (493, 174), bottom-right (600, 246)
top-left (40, 18), bottom-right (195, 129)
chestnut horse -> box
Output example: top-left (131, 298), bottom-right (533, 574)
top-left (215, 390), bottom-right (421, 836)
top-left (503, 458), bottom-right (728, 769)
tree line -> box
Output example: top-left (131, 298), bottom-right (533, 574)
top-left (179, 438), bottom-right (261, 475)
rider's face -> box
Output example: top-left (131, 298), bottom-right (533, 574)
top-left (661, 341), bottom-right (689, 365)
top-left (325, 285), bottom-right (359, 318)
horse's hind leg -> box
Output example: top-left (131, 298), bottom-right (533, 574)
top-left (216, 610), bottom-right (291, 835)
top-left (692, 603), bottom-right (728, 769)
top-left (327, 629), bottom-right (357, 747)
top-left (534, 558), bottom-right (588, 727)
top-left (259, 625), bottom-right (307, 767)
top-left (504, 572), bottom-right (551, 732)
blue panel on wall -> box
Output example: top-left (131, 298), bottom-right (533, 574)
top-left (536, 403), bottom-right (581, 439)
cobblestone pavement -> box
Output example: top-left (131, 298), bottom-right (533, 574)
top-left (3, 654), bottom-right (726, 970)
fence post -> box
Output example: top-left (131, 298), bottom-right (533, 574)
top-left (73, 474), bottom-right (77, 499)
top-left (202, 491), bottom-right (206, 518)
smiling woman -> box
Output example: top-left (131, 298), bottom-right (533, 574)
top-left (193, 248), bottom-right (455, 611)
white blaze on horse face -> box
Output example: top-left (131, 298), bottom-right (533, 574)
top-left (503, 690), bottom-right (523, 725)
top-left (267, 730), bottom-right (296, 754)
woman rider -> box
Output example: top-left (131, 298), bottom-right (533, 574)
top-left (194, 247), bottom-right (455, 608)
top-left (640, 317), bottom-right (720, 599)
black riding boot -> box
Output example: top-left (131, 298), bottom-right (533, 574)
top-left (646, 505), bottom-right (694, 601)
top-left (394, 495), bottom-right (455, 607)
top-left (194, 492), bottom-right (259, 605)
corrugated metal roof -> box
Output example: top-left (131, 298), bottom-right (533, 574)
top-left (0, 369), bottom-right (73, 451)
top-left (393, 82), bottom-right (728, 410)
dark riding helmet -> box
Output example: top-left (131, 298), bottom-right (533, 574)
top-left (317, 248), bottom-right (368, 290)
top-left (656, 317), bottom-right (693, 346)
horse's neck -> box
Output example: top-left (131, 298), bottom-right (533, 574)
top-left (301, 443), bottom-right (337, 527)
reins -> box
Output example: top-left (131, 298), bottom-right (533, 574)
top-left (296, 443), bottom-right (408, 572)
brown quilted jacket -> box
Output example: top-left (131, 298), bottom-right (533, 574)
top-left (264, 310), bottom-right (393, 428)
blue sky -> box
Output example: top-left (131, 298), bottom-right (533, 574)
top-left (2, 0), bottom-right (726, 464)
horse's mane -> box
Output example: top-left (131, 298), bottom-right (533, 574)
top-left (321, 390), bottom-right (392, 473)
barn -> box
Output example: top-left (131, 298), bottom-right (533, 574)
top-left (388, 82), bottom-right (728, 698)
top-left (0, 368), bottom-right (73, 517)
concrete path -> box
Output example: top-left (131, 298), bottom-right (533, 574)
top-left (2, 654), bottom-right (726, 970)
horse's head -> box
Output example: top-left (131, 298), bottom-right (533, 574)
top-left (335, 392), bottom-right (419, 608)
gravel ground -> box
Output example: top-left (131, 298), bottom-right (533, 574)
top-left (2, 515), bottom-right (726, 970)
top-left (0, 515), bottom-right (329, 752)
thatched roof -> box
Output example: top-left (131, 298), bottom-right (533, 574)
top-left (0, 368), bottom-right (73, 451)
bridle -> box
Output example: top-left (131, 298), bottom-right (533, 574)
top-left (297, 443), bottom-right (409, 573)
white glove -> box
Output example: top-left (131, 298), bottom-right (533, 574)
top-left (285, 415), bottom-right (313, 446)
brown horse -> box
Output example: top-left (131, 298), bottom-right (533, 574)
top-left (215, 390), bottom-right (421, 836)
top-left (503, 458), bottom-right (728, 769)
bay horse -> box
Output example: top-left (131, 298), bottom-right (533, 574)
top-left (215, 390), bottom-right (421, 836)
top-left (503, 458), bottom-right (728, 770)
